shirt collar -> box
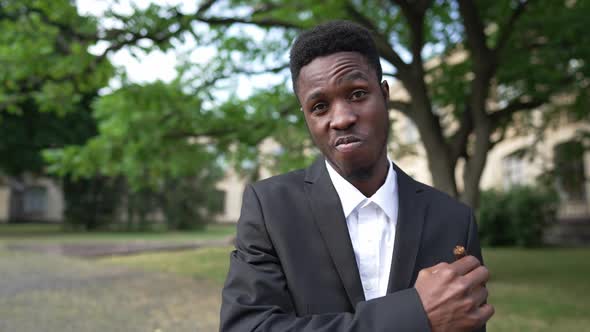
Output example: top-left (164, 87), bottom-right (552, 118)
top-left (325, 157), bottom-right (397, 220)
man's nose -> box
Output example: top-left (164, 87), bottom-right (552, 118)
top-left (329, 101), bottom-right (357, 130)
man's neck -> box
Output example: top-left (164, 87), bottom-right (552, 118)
top-left (348, 157), bottom-right (390, 197)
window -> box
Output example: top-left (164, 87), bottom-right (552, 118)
top-left (554, 141), bottom-right (586, 202)
top-left (503, 151), bottom-right (526, 190)
top-left (23, 186), bottom-right (47, 216)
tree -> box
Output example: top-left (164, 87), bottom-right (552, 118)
top-left (0, 0), bottom-right (108, 174)
top-left (159, 0), bottom-right (587, 207)
top-left (6, 0), bottom-right (588, 210)
top-left (0, 0), bottom-right (226, 228)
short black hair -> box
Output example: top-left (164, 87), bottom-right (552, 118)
top-left (289, 20), bottom-right (382, 92)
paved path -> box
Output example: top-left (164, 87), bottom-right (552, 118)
top-left (0, 249), bottom-right (222, 332)
top-left (4, 238), bottom-right (231, 258)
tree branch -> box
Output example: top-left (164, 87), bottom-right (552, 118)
top-left (196, 0), bottom-right (217, 16)
top-left (391, 0), bottom-right (432, 63)
top-left (236, 64), bottom-right (289, 76)
top-left (388, 100), bottom-right (411, 114)
top-left (457, 0), bottom-right (492, 65)
top-left (494, 0), bottom-right (529, 54)
top-left (163, 104), bottom-right (293, 141)
top-left (2, 6), bottom-right (97, 42)
top-left (489, 125), bottom-right (508, 149)
top-left (195, 16), bottom-right (301, 29)
top-left (490, 98), bottom-right (545, 126)
top-left (343, 2), bottom-right (409, 77)
top-left (383, 72), bottom-right (400, 79)
top-left (450, 103), bottom-right (473, 162)
top-left (96, 20), bottom-right (186, 62)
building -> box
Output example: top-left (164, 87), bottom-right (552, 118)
top-left (392, 111), bottom-right (590, 220)
top-left (0, 175), bottom-right (63, 223)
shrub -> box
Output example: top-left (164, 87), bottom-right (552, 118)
top-left (478, 185), bottom-right (558, 247)
top-left (63, 176), bottom-right (123, 230)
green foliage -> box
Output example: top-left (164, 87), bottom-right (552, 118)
top-left (45, 80), bottom-right (212, 187)
top-left (5, 0), bottom-right (590, 222)
top-left (62, 176), bottom-right (124, 231)
top-left (478, 186), bottom-right (558, 247)
top-left (0, 0), bottom-right (112, 176)
top-left (0, 0), bottom-right (113, 116)
top-left (0, 98), bottom-right (97, 175)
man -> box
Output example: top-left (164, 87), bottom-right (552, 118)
top-left (220, 21), bottom-right (493, 332)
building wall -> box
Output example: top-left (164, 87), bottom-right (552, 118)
top-left (0, 176), bottom-right (64, 223)
top-left (0, 187), bottom-right (10, 222)
top-left (215, 138), bottom-right (282, 223)
top-left (393, 116), bottom-right (590, 219)
top-left (216, 169), bottom-right (247, 223)
top-left (39, 178), bottom-right (64, 222)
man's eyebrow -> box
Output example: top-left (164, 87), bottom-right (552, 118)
top-left (305, 91), bottom-right (324, 105)
top-left (337, 71), bottom-right (369, 84)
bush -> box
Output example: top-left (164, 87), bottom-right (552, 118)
top-left (63, 176), bottom-right (124, 231)
top-left (478, 186), bottom-right (558, 247)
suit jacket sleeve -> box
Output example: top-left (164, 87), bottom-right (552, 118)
top-left (220, 184), bottom-right (431, 332)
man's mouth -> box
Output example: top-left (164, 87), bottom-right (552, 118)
top-left (334, 135), bottom-right (362, 152)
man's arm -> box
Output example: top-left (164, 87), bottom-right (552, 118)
top-left (220, 184), bottom-right (431, 332)
top-left (414, 211), bottom-right (493, 332)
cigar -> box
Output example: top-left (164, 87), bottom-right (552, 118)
top-left (453, 245), bottom-right (467, 260)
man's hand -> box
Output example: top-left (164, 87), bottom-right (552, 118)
top-left (414, 256), bottom-right (494, 332)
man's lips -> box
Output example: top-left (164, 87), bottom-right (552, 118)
top-left (334, 135), bottom-right (362, 152)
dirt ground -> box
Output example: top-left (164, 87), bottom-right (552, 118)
top-left (0, 248), bottom-right (222, 332)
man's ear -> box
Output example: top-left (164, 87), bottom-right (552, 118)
top-left (380, 80), bottom-right (390, 101)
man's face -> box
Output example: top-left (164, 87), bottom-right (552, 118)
top-left (296, 52), bottom-right (390, 180)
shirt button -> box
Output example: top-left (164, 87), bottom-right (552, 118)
top-left (364, 282), bottom-right (374, 290)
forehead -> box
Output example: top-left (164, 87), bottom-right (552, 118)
top-left (295, 52), bottom-right (375, 96)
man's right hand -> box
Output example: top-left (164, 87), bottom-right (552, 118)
top-left (414, 256), bottom-right (494, 332)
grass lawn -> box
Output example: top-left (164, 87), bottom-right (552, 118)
top-left (0, 223), bottom-right (236, 244)
top-left (101, 246), bottom-right (234, 285)
top-left (104, 246), bottom-right (590, 332)
top-left (484, 248), bottom-right (590, 332)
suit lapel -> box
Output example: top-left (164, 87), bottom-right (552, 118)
top-left (387, 163), bottom-right (428, 293)
top-left (304, 158), bottom-right (365, 306)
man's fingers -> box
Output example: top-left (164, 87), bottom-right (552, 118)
top-left (476, 303), bottom-right (495, 324)
top-left (466, 303), bottom-right (495, 330)
top-left (468, 285), bottom-right (488, 307)
top-left (463, 265), bottom-right (490, 286)
top-left (451, 255), bottom-right (481, 276)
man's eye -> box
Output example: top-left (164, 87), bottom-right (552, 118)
top-left (311, 103), bottom-right (328, 113)
top-left (350, 90), bottom-right (367, 100)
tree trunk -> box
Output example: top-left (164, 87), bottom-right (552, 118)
top-left (459, 65), bottom-right (494, 208)
top-left (403, 69), bottom-right (460, 198)
top-left (460, 124), bottom-right (492, 208)
top-left (409, 102), bottom-right (459, 198)
top-left (424, 141), bottom-right (458, 198)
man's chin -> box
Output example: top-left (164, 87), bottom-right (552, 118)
top-left (330, 159), bottom-right (375, 181)
top-left (343, 166), bottom-right (375, 181)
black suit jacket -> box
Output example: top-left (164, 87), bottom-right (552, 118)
top-left (220, 158), bottom-right (485, 331)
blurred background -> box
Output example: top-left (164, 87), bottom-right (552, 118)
top-left (0, 0), bottom-right (588, 331)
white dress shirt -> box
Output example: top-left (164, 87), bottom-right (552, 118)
top-left (325, 159), bottom-right (398, 301)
